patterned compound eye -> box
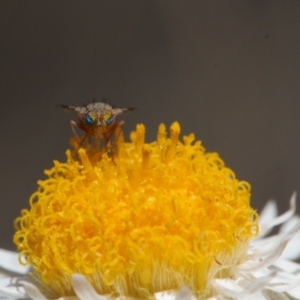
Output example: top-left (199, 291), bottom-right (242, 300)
top-left (103, 111), bottom-right (114, 125)
top-left (85, 113), bottom-right (96, 125)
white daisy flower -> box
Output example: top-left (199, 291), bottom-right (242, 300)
top-left (1, 194), bottom-right (300, 299)
top-left (1, 122), bottom-right (300, 299)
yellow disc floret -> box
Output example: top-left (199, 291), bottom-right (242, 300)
top-left (14, 122), bottom-right (258, 299)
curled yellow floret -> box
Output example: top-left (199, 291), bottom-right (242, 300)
top-left (14, 122), bottom-right (258, 299)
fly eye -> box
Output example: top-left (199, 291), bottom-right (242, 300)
top-left (103, 112), bottom-right (114, 125)
top-left (85, 114), bottom-right (95, 125)
top-left (105, 116), bottom-right (114, 125)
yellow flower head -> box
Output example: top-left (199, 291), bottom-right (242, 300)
top-left (14, 122), bottom-right (258, 299)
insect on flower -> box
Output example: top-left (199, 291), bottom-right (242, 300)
top-left (58, 102), bottom-right (136, 151)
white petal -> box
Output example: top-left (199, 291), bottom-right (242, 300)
top-left (281, 233), bottom-right (300, 261)
top-left (240, 241), bottom-right (290, 272)
top-left (278, 217), bottom-right (300, 260)
top-left (71, 274), bottom-right (108, 300)
top-left (175, 286), bottom-right (194, 300)
top-left (272, 258), bottom-right (300, 273)
top-left (19, 280), bottom-right (46, 300)
top-left (0, 249), bottom-right (30, 275)
top-left (155, 286), bottom-right (195, 300)
top-left (155, 290), bottom-right (178, 300)
top-left (259, 200), bottom-right (278, 237)
top-left (279, 216), bottom-right (300, 234)
top-left (266, 273), bottom-right (300, 292)
top-left (0, 276), bottom-right (28, 299)
top-left (0, 285), bottom-right (27, 299)
top-left (242, 221), bottom-right (300, 272)
top-left (212, 272), bottom-right (276, 298)
top-left (239, 290), bottom-right (268, 300)
top-left (262, 289), bottom-right (291, 300)
top-left (248, 234), bottom-right (284, 257)
top-left (258, 193), bottom-right (297, 239)
top-left (286, 284), bottom-right (300, 298)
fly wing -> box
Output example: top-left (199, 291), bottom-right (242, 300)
top-left (112, 107), bottom-right (137, 116)
top-left (56, 105), bottom-right (87, 114)
top-left (56, 104), bottom-right (77, 111)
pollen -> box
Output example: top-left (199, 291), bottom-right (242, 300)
top-left (14, 122), bottom-right (258, 299)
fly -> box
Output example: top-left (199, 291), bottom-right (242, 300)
top-left (58, 101), bottom-right (136, 151)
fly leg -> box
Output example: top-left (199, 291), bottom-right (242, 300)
top-left (112, 120), bottom-right (125, 144)
top-left (102, 121), bottom-right (125, 163)
top-left (103, 121), bottom-right (124, 151)
top-left (70, 120), bottom-right (88, 149)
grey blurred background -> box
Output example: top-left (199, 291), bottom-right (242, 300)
top-left (1, 1), bottom-right (300, 250)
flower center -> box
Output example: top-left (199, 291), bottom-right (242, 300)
top-left (14, 122), bottom-right (258, 299)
